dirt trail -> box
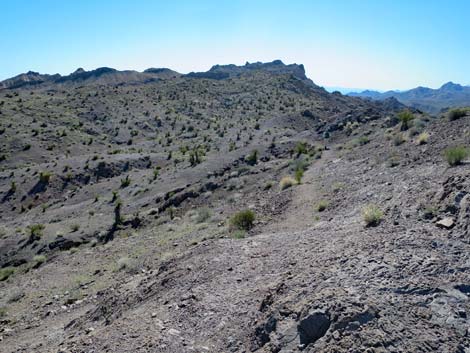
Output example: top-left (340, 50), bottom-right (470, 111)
top-left (263, 148), bottom-right (336, 233)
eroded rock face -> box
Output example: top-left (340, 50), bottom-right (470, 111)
top-left (297, 311), bottom-right (330, 347)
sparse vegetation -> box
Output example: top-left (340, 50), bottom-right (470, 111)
top-left (362, 204), bottom-right (383, 227)
top-left (448, 108), bottom-right (467, 121)
top-left (245, 149), bottom-right (258, 166)
top-left (39, 171), bottom-right (52, 184)
top-left (416, 132), bottom-right (429, 145)
top-left (32, 255), bottom-right (46, 268)
top-left (397, 110), bottom-right (414, 130)
top-left (279, 176), bottom-right (297, 190)
top-left (316, 200), bottom-right (329, 212)
top-left (232, 230), bottom-right (246, 239)
top-left (0, 267), bottom-right (15, 281)
top-left (230, 209), bottom-right (255, 231)
top-left (120, 175), bottom-right (131, 188)
top-left (295, 168), bottom-right (304, 184)
top-left (196, 207), bottom-right (211, 223)
top-left (28, 224), bottom-right (45, 242)
top-left (444, 146), bottom-right (469, 166)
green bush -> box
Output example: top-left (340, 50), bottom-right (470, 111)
top-left (230, 209), bottom-right (255, 231)
top-left (397, 110), bottom-right (415, 130)
top-left (444, 146), bottom-right (469, 166)
top-left (28, 224), bottom-right (45, 241)
top-left (39, 171), bottom-right (52, 184)
top-left (245, 150), bottom-right (258, 166)
top-left (32, 255), bottom-right (46, 268)
top-left (316, 200), bottom-right (329, 212)
top-left (448, 108), bottom-right (467, 121)
top-left (295, 168), bottom-right (304, 184)
top-left (362, 204), bottom-right (383, 227)
top-left (294, 142), bottom-right (308, 157)
top-left (120, 175), bottom-right (131, 188)
top-left (0, 267), bottom-right (15, 281)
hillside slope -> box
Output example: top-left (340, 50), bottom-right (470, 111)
top-left (0, 61), bottom-right (469, 352)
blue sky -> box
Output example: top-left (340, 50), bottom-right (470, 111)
top-left (0, 0), bottom-right (469, 90)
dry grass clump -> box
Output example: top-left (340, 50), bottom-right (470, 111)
top-left (279, 176), bottom-right (297, 190)
top-left (362, 204), bottom-right (383, 227)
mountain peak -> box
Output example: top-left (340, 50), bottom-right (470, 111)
top-left (440, 81), bottom-right (462, 91)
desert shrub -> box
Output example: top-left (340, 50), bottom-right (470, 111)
top-left (393, 133), bottom-right (406, 146)
top-left (232, 230), bottom-right (246, 239)
top-left (28, 224), bottom-right (45, 241)
top-left (316, 200), bottom-right (329, 212)
top-left (353, 136), bottom-right (370, 146)
top-left (398, 110), bottom-right (414, 130)
top-left (120, 175), bottom-right (131, 188)
top-left (39, 171), bottom-right (52, 184)
top-left (416, 132), bottom-right (429, 145)
top-left (290, 157), bottom-right (309, 173)
top-left (189, 147), bottom-right (202, 166)
top-left (245, 150), bottom-right (258, 166)
top-left (264, 181), bottom-right (274, 190)
top-left (295, 168), bottom-right (304, 183)
top-left (196, 207), bottom-right (211, 223)
top-left (0, 267), bottom-right (14, 281)
top-left (422, 206), bottom-right (438, 220)
top-left (230, 209), bottom-right (255, 231)
top-left (70, 224), bottom-right (80, 232)
top-left (444, 146), bottom-right (469, 166)
top-left (32, 255), bottom-right (46, 268)
top-left (448, 108), bottom-right (467, 121)
top-left (362, 204), bottom-right (383, 227)
top-left (279, 176), bottom-right (297, 190)
top-left (116, 257), bottom-right (134, 271)
top-left (294, 142), bottom-right (308, 157)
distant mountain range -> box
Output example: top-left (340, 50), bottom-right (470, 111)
top-left (348, 82), bottom-right (470, 114)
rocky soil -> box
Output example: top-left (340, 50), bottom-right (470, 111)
top-left (0, 61), bottom-right (469, 352)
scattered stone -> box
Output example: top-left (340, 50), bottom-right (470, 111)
top-left (436, 217), bottom-right (455, 229)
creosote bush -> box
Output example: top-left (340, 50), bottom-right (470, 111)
top-left (230, 209), bottom-right (255, 231)
top-left (362, 204), bottom-right (383, 227)
top-left (448, 108), bottom-right (467, 121)
top-left (444, 146), bottom-right (469, 166)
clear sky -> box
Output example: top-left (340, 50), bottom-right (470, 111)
top-left (1, 0), bottom-right (469, 90)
